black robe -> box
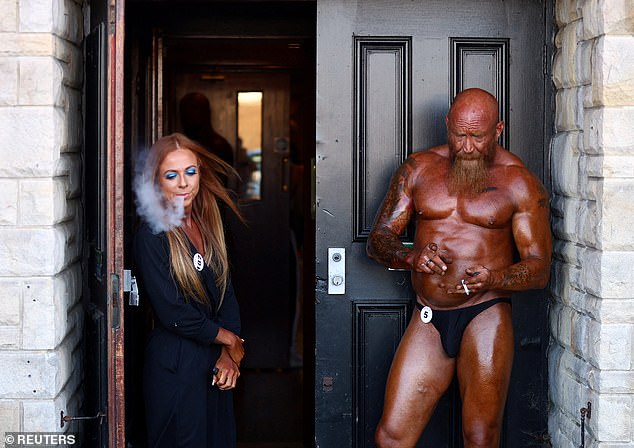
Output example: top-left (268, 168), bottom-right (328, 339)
top-left (134, 222), bottom-right (241, 448)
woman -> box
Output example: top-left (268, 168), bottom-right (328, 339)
top-left (133, 133), bottom-right (244, 447)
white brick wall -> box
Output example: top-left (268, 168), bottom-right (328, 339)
top-left (0, 0), bottom-right (84, 439)
top-left (550, 1), bottom-right (634, 446)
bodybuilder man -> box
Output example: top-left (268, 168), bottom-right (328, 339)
top-left (367, 88), bottom-right (552, 447)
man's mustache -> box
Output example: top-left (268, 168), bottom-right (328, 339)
top-left (454, 150), bottom-right (485, 161)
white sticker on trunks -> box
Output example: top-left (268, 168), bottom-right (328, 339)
top-left (193, 253), bottom-right (204, 271)
top-left (420, 306), bottom-right (433, 324)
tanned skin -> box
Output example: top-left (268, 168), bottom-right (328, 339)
top-left (367, 88), bottom-right (552, 447)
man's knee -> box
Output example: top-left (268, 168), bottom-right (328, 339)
top-left (462, 419), bottom-right (501, 447)
top-left (375, 421), bottom-right (410, 448)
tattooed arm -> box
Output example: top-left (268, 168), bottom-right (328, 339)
top-left (366, 157), bottom-right (418, 269)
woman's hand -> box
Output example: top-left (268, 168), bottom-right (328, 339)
top-left (214, 327), bottom-right (245, 365)
top-left (212, 347), bottom-right (240, 390)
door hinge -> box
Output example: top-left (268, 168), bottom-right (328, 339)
top-left (123, 269), bottom-right (140, 306)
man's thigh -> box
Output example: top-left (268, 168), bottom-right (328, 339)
top-left (456, 302), bottom-right (514, 427)
top-left (379, 313), bottom-right (456, 442)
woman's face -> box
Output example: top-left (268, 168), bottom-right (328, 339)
top-left (158, 148), bottom-right (200, 214)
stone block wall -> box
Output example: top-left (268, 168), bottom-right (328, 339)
top-left (549, 0), bottom-right (634, 446)
top-left (0, 0), bottom-right (84, 438)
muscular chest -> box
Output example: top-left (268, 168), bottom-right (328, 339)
top-left (413, 183), bottom-right (515, 229)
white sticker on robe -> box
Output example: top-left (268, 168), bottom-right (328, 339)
top-left (420, 306), bottom-right (433, 324)
top-left (193, 253), bottom-right (204, 271)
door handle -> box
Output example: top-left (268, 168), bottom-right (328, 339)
top-left (328, 248), bottom-right (345, 294)
top-left (275, 137), bottom-right (290, 193)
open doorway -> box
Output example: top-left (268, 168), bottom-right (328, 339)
top-left (122, 2), bottom-right (316, 446)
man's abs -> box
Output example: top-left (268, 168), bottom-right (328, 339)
top-left (411, 254), bottom-right (512, 308)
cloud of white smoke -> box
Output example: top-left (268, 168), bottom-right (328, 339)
top-left (133, 148), bottom-right (184, 234)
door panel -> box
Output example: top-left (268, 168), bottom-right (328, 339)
top-left (354, 37), bottom-right (411, 241)
top-left (315, 1), bottom-right (549, 446)
top-left (352, 301), bottom-right (410, 446)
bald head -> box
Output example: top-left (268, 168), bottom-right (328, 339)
top-left (444, 88), bottom-right (505, 195)
top-left (447, 88), bottom-right (499, 124)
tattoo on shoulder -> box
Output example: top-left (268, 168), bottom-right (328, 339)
top-left (381, 158), bottom-right (419, 210)
top-left (369, 158), bottom-right (417, 259)
top-left (534, 182), bottom-right (549, 208)
top-left (401, 156), bottom-right (420, 174)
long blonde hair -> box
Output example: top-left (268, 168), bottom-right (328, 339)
top-left (146, 133), bottom-right (241, 308)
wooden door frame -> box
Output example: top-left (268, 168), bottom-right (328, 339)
top-left (107, 0), bottom-right (126, 445)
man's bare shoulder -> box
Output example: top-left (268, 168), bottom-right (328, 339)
top-left (493, 147), bottom-right (549, 206)
top-left (413, 144), bottom-right (449, 158)
top-left (408, 145), bottom-right (448, 167)
top-left (493, 146), bottom-right (526, 166)
top-left (494, 147), bottom-right (535, 179)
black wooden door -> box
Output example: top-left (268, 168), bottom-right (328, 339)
top-left (314, 1), bottom-right (552, 446)
top-left (83, 0), bottom-right (126, 446)
top-left (84, 17), bottom-right (109, 447)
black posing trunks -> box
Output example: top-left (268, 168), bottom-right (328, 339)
top-left (415, 298), bottom-right (511, 358)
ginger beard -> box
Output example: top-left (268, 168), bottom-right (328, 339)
top-left (448, 146), bottom-right (494, 196)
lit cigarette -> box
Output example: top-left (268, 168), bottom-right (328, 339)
top-left (461, 279), bottom-right (470, 295)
